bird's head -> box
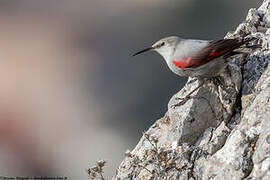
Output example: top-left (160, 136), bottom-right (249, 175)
top-left (133, 36), bottom-right (180, 60)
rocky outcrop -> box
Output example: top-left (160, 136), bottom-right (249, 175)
top-left (114, 1), bottom-right (270, 179)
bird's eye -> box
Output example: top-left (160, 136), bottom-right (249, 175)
top-left (161, 42), bottom-right (165, 46)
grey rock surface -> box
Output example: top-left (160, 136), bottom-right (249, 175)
top-left (114, 0), bottom-right (270, 179)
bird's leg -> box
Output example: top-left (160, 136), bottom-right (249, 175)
top-left (172, 80), bottom-right (205, 108)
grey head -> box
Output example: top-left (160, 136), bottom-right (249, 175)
top-left (133, 36), bottom-right (181, 61)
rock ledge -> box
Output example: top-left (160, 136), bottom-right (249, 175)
top-left (114, 1), bottom-right (270, 179)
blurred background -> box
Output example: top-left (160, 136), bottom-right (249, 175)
top-left (0, 0), bottom-right (260, 179)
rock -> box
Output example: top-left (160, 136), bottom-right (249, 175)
top-left (113, 0), bottom-right (270, 179)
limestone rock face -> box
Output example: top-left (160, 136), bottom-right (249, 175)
top-left (114, 0), bottom-right (270, 179)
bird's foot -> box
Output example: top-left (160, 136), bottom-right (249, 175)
top-left (187, 78), bottom-right (198, 85)
top-left (171, 80), bottom-right (205, 108)
top-left (171, 96), bottom-right (191, 108)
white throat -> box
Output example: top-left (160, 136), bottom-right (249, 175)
top-left (155, 47), bottom-right (173, 62)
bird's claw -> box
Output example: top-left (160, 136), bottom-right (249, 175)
top-left (175, 97), bottom-right (185, 100)
top-left (187, 78), bottom-right (198, 85)
top-left (171, 96), bottom-right (191, 108)
top-left (171, 80), bottom-right (204, 108)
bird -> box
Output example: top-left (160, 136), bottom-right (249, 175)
top-left (133, 36), bottom-right (256, 107)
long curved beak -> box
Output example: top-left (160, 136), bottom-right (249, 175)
top-left (132, 47), bottom-right (153, 56)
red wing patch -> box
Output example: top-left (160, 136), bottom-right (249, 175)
top-left (173, 49), bottom-right (229, 69)
top-left (173, 50), bottom-right (227, 69)
top-left (173, 57), bottom-right (197, 68)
